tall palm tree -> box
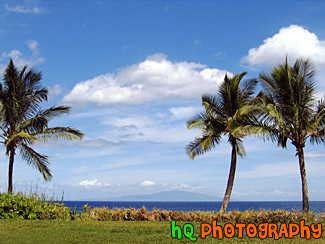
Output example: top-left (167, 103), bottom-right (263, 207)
top-left (1, 59), bottom-right (84, 194)
top-left (186, 73), bottom-right (257, 213)
top-left (236, 58), bottom-right (325, 213)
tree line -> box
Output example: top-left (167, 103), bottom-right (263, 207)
top-left (187, 57), bottom-right (325, 213)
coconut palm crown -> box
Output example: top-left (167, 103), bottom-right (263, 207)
top-left (236, 57), bottom-right (325, 212)
top-left (1, 59), bottom-right (84, 194)
top-left (186, 72), bottom-right (257, 213)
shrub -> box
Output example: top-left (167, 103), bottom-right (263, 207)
top-left (0, 193), bottom-right (71, 220)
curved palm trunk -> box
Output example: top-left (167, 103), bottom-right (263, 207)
top-left (297, 147), bottom-right (309, 213)
top-left (219, 144), bottom-right (237, 213)
top-left (8, 147), bottom-right (15, 194)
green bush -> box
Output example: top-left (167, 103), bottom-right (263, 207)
top-left (0, 193), bottom-right (71, 220)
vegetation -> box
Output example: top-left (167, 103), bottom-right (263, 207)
top-left (0, 193), bottom-right (71, 220)
top-left (186, 73), bottom-right (257, 213)
top-left (236, 58), bottom-right (325, 213)
top-left (1, 192), bottom-right (324, 223)
top-left (0, 60), bottom-right (84, 194)
top-left (79, 205), bottom-right (323, 223)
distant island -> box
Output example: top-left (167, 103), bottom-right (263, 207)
top-left (104, 190), bottom-right (220, 202)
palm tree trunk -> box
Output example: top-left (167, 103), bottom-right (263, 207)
top-left (219, 144), bottom-right (237, 213)
top-left (297, 146), bottom-right (309, 213)
top-left (8, 147), bottom-right (15, 195)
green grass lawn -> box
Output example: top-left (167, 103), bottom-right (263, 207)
top-left (0, 220), bottom-right (323, 244)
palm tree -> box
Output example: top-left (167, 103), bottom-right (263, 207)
top-left (1, 59), bottom-right (84, 194)
top-left (186, 73), bottom-right (257, 213)
top-left (236, 58), bottom-right (325, 213)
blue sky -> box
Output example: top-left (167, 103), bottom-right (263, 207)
top-left (1, 0), bottom-right (325, 201)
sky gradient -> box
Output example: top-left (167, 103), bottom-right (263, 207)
top-left (1, 0), bottom-right (325, 201)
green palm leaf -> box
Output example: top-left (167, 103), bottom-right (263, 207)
top-left (36, 127), bottom-right (84, 142)
top-left (19, 144), bottom-right (52, 180)
top-left (5, 132), bottom-right (37, 146)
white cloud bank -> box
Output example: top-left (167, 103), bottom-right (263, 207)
top-left (63, 53), bottom-right (230, 106)
top-left (242, 25), bottom-right (325, 68)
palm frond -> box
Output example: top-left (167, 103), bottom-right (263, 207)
top-left (201, 94), bottom-right (225, 118)
top-left (18, 106), bottom-right (72, 134)
top-left (19, 144), bottom-right (52, 180)
top-left (235, 138), bottom-right (246, 158)
top-left (35, 127), bottom-right (84, 143)
top-left (185, 133), bottom-right (221, 159)
top-left (187, 112), bottom-right (209, 130)
top-left (40, 106), bottom-right (71, 119)
top-left (5, 132), bottom-right (37, 146)
top-left (18, 116), bottom-right (48, 134)
top-left (241, 78), bottom-right (259, 98)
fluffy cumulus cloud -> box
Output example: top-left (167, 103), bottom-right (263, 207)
top-left (242, 25), bottom-right (325, 68)
top-left (63, 53), bottom-right (230, 106)
top-left (5, 4), bottom-right (45, 14)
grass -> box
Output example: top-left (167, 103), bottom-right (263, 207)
top-left (0, 220), bottom-right (324, 244)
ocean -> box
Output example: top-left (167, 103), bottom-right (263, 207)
top-left (61, 201), bottom-right (325, 213)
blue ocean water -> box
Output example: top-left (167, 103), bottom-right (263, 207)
top-left (62, 201), bottom-right (325, 213)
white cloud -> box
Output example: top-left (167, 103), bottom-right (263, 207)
top-left (63, 53), bottom-right (230, 106)
top-left (215, 51), bottom-right (224, 58)
top-left (26, 40), bottom-right (40, 55)
top-left (1, 40), bottom-right (44, 70)
top-left (48, 84), bottom-right (62, 96)
top-left (242, 25), bottom-right (325, 68)
top-left (78, 138), bottom-right (122, 148)
top-left (193, 40), bottom-right (201, 45)
top-left (305, 151), bottom-right (325, 158)
top-left (232, 189), bottom-right (298, 200)
top-left (103, 114), bottom-right (196, 144)
top-left (169, 106), bottom-right (199, 120)
top-left (171, 183), bottom-right (191, 190)
top-left (238, 159), bottom-right (325, 180)
top-left (238, 162), bottom-right (298, 179)
top-left (140, 180), bottom-right (156, 186)
top-left (273, 188), bottom-right (284, 195)
top-left (79, 178), bottom-right (102, 187)
top-left (5, 4), bottom-right (45, 14)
